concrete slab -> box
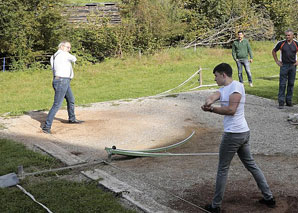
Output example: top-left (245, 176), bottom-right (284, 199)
top-left (35, 142), bottom-right (85, 166)
top-left (82, 169), bottom-right (178, 213)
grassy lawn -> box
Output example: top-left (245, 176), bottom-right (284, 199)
top-left (0, 41), bottom-right (295, 115)
top-left (0, 42), bottom-right (297, 212)
top-left (1, 179), bottom-right (134, 213)
top-left (0, 138), bottom-right (135, 213)
top-left (0, 139), bottom-right (60, 176)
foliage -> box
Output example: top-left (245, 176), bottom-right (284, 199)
top-left (176, 0), bottom-right (275, 44)
top-left (0, 0), bottom-right (68, 66)
top-left (119, 0), bottom-right (186, 53)
top-left (252, 0), bottom-right (298, 40)
top-left (0, 0), bottom-right (297, 68)
top-left (67, 18), bottom-right (118, 63)
top-left (65, 0), bottom-right (121, 3)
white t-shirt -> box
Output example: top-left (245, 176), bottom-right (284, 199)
top-left (219, 81), bottom-right (249, 133)
top-left (50, 50), bottom-right (77, 79)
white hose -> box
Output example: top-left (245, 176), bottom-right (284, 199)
top-left (16, 184), bottom-right (53, 213)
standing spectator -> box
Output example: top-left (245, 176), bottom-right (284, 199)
top-left (42, 41), bottom-right (83, 134)
top-left (201, 63), bottom-right (275, 213)
top-left (232, 31), bottom-right (254, 87)
top-left (272, 29), bottom-right (298, 109)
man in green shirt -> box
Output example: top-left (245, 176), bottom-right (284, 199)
top-left (232, 31), bottom-right (254, 87)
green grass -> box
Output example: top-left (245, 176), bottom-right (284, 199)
top-left (0, 138), bottom-right (62, 176)
top-left (0, 179), bottom-right (135, 213)
top-left (1, 41), bottom-right (295, 116)
top-left (0, 138), bottom-right (135, 213)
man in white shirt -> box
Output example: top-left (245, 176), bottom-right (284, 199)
top-left (201, 63), bottom-right (275, 212)
top-left (42, 41), bottom-right (83, 134)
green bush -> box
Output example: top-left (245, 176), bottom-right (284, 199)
top-left (0, 0), bottom-right (68, 62)
top-left (1, 0), bottom-right (297, 70)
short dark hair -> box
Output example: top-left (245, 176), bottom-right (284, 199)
top-left (238, 30), bottom-right (244, 35)
top-left (213, 63), bottom-right (233, 77)
top-left (285, 29), bottom-right (294, 34)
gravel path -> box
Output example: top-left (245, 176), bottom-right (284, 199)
top-left (1, 89), bottom-right (298, 212)
top-left (189, 90), bottom-right (298, 155)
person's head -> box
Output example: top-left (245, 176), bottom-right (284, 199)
top-left (285, 29), bottom-right (294, 42)
top-left (238, 31), bottom-right (244, 40)
top-left (213, 63), bottom-right (233, 86)
top-left (58, 41), bottom-right (71, 52)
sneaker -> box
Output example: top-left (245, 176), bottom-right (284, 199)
top-left (259, 197), bottom-right (276, 208)
top-left (286, 102), bottom-right (293, 107)
top-left (42, 128), bottom-right (51, 134)
top-left (68, 119), bottom-right (84, 124)
top-left (278, 103), bottom-right (284, 109)
top-left (249, 83), bottom-right (253, 87)
top-left (204, 204), bottom-right (220, 213)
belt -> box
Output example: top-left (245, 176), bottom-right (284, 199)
top-left (54, 76), bottom-right (70, 80)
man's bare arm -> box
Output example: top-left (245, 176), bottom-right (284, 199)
top-left (201, 91), bottom-right (220, 112)
top-left (202, 92), bottom-right (241, 115)
top-left (272, 49), bottom-right (282, 67)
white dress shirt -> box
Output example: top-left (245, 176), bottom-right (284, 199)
top-left (50, 50), bottom-right (77, 79)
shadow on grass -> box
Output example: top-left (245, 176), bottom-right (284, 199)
top-left (257, 76), bottom-right (279, 81)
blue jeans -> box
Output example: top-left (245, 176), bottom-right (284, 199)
top-left (236, 59), bottom-right (252, 83)
top-left (212, 131), bottom-right (273, 208)
top-left (43, 78), bottom-right (76, 130)
top-left (278, 64), bottom-right (296, 104)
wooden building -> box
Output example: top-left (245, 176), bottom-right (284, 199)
top-left (65, 2), bottom-right (121, 24)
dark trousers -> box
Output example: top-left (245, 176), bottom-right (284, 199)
top-left (278, 64), bottom-right (296, 104)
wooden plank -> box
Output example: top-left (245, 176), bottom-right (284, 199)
top-left (35, 142), bottom-right (85, 166)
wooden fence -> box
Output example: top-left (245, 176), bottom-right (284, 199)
top-left (65, 3), bottom-right (121, 24)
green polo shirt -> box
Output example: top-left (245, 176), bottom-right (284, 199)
top-left (232, 38), bottom-right (253, 60)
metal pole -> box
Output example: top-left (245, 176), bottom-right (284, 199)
top-left (199, 68), bottom-right (203, 86)
top-left (2, 57), bottom-right (5, 72)
top-left (17, 165), bottom-right (24, 178)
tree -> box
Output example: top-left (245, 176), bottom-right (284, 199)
top-left (252, 0), bottom-right (298, 39)
top-left (120, 0), bottom-right (187, 53)
top-left (175, 0), bottom-right (275, 46)
top-left (0, 0), bottom-right (68, 68)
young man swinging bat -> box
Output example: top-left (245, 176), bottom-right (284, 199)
top-left (201, 63), bottom-right (275, 213)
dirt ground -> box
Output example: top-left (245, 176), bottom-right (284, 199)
top-left (107, 127), bottom-right (298, 213)
top-left (1, 91), bottom-right (298, 212)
